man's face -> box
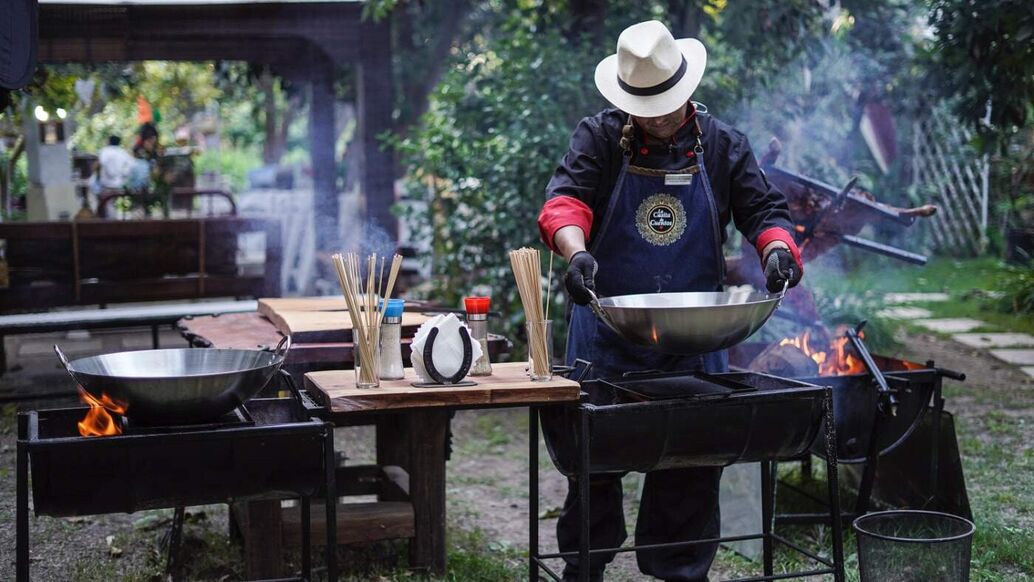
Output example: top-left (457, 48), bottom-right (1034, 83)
top-left (632, 102), bottom-right (689, 140)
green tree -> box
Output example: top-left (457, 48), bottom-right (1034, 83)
top-left (927, 0), bottom-right (1034, 137)
top-left (392, 5), bottom-right (607, 337)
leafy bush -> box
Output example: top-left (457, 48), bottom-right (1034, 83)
top-left (194, 147), bottom-right (263, 193)
top-left (997, 266), bottom-right (1034, 315)
top-left (391, 10), bottom-right (604, 348)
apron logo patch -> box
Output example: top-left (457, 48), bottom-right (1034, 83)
top-left (636, 193), bottom-right (686, 246)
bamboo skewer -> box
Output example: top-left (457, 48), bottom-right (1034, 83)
top-left (331, 252), bottom-right (404, 387)
top-left (545, 250), bottom-right (555, 322)
top-left (509, 248), bottom-right (550, 378)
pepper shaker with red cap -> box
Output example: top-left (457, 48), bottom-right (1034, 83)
top-left (464, 296), bottom-right (492, 376)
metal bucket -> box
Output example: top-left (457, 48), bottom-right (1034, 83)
top-left (853, 510), bottom-right (975, 582)
top-left (54, 336), bottom-right (290, 425)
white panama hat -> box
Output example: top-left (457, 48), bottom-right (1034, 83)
top-left (594, 20), bottom-right (706, 118)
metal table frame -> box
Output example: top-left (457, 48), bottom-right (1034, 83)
top-left (15, 400), bottom-right (339, 582)
top-left (528, 387), bottom-right (846, 582)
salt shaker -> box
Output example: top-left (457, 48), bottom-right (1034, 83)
top-left (464, 296), bottom-right (492, 376)
top-left (378, 299), bottom-right (406, 380)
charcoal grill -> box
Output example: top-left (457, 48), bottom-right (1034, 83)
top-left (16, 370), bottom-right (338, 582)
top-left (729, 337), bottom-right (971, 523)
top-left (541, 371), bottom-right (827, 475)
top-left (530, 368), bottom-right (846, 582)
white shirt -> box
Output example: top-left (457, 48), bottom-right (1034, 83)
top-left (97, 145), bottom-right (135, 189)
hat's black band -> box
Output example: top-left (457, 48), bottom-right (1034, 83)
top-left (617, 56), bottom-right (687, 97)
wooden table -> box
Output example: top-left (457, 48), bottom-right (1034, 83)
top-left (176, 309), bottom-right (516, 578)
top-left (305, 362), bottom-right (580, 575)
top-left (178, 311), bottom-right (512, 373)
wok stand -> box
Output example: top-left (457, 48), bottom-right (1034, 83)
top-left (529, 373), bottom-right (846, 582)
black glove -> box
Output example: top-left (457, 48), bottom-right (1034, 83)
top-left (764, 248), bottom-right (803, 293)
top-left (565, 251), bottom-right (598, 306)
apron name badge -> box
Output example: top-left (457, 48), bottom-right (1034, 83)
top-left (636, 193), bottom-right (687, 246)
top-left (664, 173), bottom-right (693, 186)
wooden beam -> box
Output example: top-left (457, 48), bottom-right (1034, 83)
top-left (309, 53), bottom-right (338, 251)
top-left (358, 15), bottom-right (397, 238)
top-left (38, 3), bottom-right (361, 64)
top-left (281, 501), bottom-right (415, 547)
top-left (39, 36), bottom-right (310, 66)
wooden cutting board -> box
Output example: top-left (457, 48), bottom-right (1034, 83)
top-left (304, 362), bottom-right (580, 413)
top-left (258, 297), bottom-right (347, 320)
top-left (271, 310), bottom-right (433, 343)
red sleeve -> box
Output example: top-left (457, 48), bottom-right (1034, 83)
top-left (538, 196), bottom-right (594, 253)
top-left (755, 226), bottom-right (802, 269)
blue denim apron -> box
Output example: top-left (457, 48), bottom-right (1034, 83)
top-left (556, 136), bottom-right (728, 581)
top-left (565, 141), bottom-right (728, 378)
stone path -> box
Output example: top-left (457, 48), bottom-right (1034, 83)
top-left (989, 349), bottom-right (1034, 365)
top-left (883, 292), bottom-right (951, 304)
top-left (876, 306), bottom-right (933, 319)
top-left (953, 333), bottom-right (1034, 349)
top-left (880, 293), bottom-right (1034, 379)
top-left (915, 318), bottom-right (986, 333)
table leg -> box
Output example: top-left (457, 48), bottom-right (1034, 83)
top-left (242, 499), bottom-right (283, 579)
top-left (376, 414), bottom-right (411, 498)
top-left (407, 409), bottom-right (450, 574)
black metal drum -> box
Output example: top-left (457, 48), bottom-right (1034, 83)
top-left (541, 371), bottom-right (827, 476)
top-left (798, 363), bottom-right (939, 464)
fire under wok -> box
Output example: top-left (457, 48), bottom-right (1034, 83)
top-left (54, 336), bottom-right (290, 425)
top-left (588, 287), bottom-right (786, 356)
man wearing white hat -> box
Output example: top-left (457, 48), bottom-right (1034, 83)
top-left (538, 20), bottom-right (803, 581)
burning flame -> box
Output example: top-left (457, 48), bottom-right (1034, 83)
top-left (779, 326), bottom-right (867, 376)
top-left (77, 388), bottom-right (127, 437)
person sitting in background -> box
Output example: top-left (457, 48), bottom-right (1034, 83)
top-left (96, 135), bottom-right (134, 190)
top-left (127, 123), bottom-right (161, 192)
top-left (132, 122), bottom-right (162, 161)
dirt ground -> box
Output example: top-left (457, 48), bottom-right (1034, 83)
top-left (1, 327), bottom-right (1031, 581)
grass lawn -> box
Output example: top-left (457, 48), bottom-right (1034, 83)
top-left (807, 253), bottom-right (1034, 335)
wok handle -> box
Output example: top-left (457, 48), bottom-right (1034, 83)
top-left (53, 344), bottom-right (83, 386)
top-left (586, 289), bottom-right (621, 335)
top-left (273, 335), bottom-right (292, 361)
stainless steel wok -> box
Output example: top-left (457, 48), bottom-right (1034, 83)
top-left (589, 285), bottom-right (785, 355)
top-left (54, 336), bottom-right (290, 425)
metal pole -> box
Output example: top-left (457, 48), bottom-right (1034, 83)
top-left (761, 460), bottom-right (775, 577)
top-left (930, 380), bottom-right (945, 507)
top-left (822, 388), bottom-right (846, 582)
top-left (854, 410), bottom-right (885, 516)
top-left (324, 423), bottom-right (338, 582)
top-left (301, 495), bottom-right (311, 581)
top-left (17, 414), bottom-right (29, 582)
top-left (578, 405), bottom-right (590, 582)
top-left (529, 406), bottom-right (540, 582)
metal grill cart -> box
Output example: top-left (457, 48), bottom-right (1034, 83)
top-left (530, 369), bottom-right (846, 582)
top-left (16, 371), bottom-right (338, 582)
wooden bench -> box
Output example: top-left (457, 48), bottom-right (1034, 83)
top-left (0, 217), bottom-right (281, 311)
top-left (0, 216), bottom-right (282, 375)
top-left (0, 299), bottom-right (258, 374)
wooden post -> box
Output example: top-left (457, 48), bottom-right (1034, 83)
top-left (309, 53), bottom-right (338, 251)
top-left (358, 17), bottom-right (397, 239)
top-left (406, 410), bottom-right (449, 574)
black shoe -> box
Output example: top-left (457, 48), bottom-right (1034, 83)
top-left (561, 574), bottom-right (603, 582)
